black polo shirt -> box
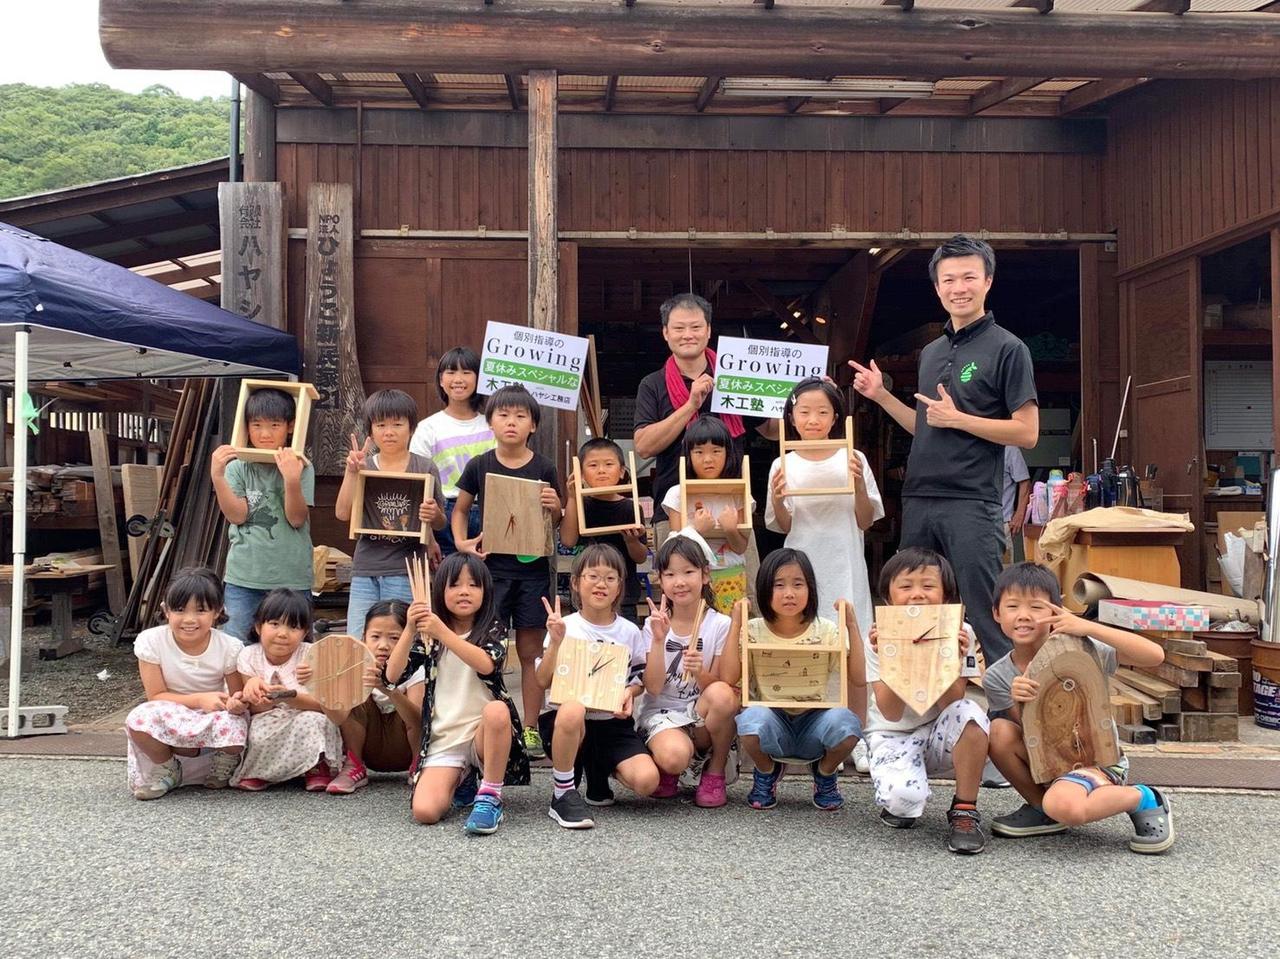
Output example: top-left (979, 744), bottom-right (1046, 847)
top-left (903, 312), bottom-right (1038, 504)
top-left (634, 364), bottom-right (758, 510)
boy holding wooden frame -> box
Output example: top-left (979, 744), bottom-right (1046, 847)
top-left (453, 384), bottom-right (563, 760)
top-left (985, 563), bottom-right (1176, 854)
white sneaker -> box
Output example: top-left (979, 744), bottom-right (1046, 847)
top-left (852, 739), bottom-right (871, 774)
top-left (133, 758), bottom-right (181, 801)
top-left (205, 750), bottom-right (242, 789)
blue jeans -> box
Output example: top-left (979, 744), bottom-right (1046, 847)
top-left (736, 706), bottom-right (862, 763)
top-left (223, 583), bottom-right (312, 643)
top-left (437, 498), bottom-right (482, 556)
top-left (346, 574), bottom-right (414, 636)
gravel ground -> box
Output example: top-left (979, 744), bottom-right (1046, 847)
top-left (1, 757), bottom-right (1277, 959)
top-left (0, 617), bottom-right (143, 724)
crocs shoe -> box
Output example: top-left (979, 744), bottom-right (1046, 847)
top-left (133, 758), bottom-right (181, 801)
top-left (303, 762), bottom-right (334, 792)
top-left (1128, 788), bottom-right (1175, 854)
top-left (464, 795), bottom-right (504, 835)
top-left (204, 751), bottom-right (241, 789)
top-left (694, 771), bottom-right (727, 808)
top-left (747, 764), bottom-right (784, 810)
top-left (327, 754), bottom-right (369, 795)
top-left (811, 764), bottom-right (844, 811)
top-left (653, 772), bottom-right (680, 799)
top-left (991, 803), bottom-right (1067, 838)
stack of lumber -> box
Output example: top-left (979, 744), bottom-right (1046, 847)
top-left (312, 546), bottom-right (352, 594)
top-left (0, 465), bottom-right (123, 519)
top-left (1109, 632), bottom-right (1242, 743)
top-left (114, 379), bottom-right (228, 640)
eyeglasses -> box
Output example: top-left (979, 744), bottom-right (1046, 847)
top-left (580, 572), bottom-right (621, 587)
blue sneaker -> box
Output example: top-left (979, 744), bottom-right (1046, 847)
top-left (811, 764), bottom-right (844, 811)
top-left (452, 769), bottom-right (479, 809)
top-left (464, 795), bottom-right (504, 835)
top-left (747, 764), bottom-right (784, 810)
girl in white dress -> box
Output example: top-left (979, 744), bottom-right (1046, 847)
top-left (126, 567), bottom-right (249, 800)
top-left (232, 590), bottom-right (343, 791)
top-left (766, 377), bottom-right (884, 745)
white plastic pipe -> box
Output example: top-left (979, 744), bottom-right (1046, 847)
top-left (7, 326), bottom-right (28, 737)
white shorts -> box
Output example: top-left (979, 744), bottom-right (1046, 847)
top-left (867, 698), bottom-right (991, 819)
top-left (421, 741), bottom-right (481, 771)
top-left (637, 702), bottom-right (702, 741)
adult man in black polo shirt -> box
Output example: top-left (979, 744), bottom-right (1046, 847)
top-left (633, 292), bottom-right (767, 546)
top-left (850, 235), bottom-right (1038, 661)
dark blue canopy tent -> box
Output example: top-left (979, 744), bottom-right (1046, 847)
top-left (0, 221), bottom-right (301, 735)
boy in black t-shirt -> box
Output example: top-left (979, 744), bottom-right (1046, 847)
top-left (454, 385), bottom-right (563, 759)
top-left (560, 438), bottom-right (647, 620)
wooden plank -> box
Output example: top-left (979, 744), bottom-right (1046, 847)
top-left (873, 604), bottom-right (965, 713)
top-left (1113, 668), bottom-right (1181, 714)
top-left (1117, 723), bottom-right (1156, 745)
top-left (120, 464), bottom-right (161, 581)
top-left (1022, 635), bottom-right (1120, 784)
top-left (87, 429), bottom-right (126, 613)
top-left (1207, 671), bottom-right (1242, 689)
top-left (1204, 649), bottom-right (1239, 673)
top-left (482, 473), bottom-right (551, 557)
top-left (1160, 635), bottom-right (1207, 657)
top-left (303, 183), bottom-right (366, 476)
top-left (1108, 676), bottom-right (1163, 721)
top-left (1178, 712), bottom-right (1238, 742)
top-left (1138, 661), bottom-right (1201, 688)
top-left (1155, 721), bottom-right (1181, 742)
top-left (100, 3), bottom-right (1280, 79)
top-left (1164, 649), bottom-right (1213, 672)
top-left (218, 181), bottom-right (287, 330)
top-left (528, 70), bottom-right (558, 333)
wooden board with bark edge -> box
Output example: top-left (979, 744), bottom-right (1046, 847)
top-left (548, 636), bottom-right (629, 713)
top-left (229, 379), bottom-right (320, 465)
top-left (678, 456), bottom-right (753, 532)
top-left (873, 603), bottom-right (965, 713)
top-left (741, 600), bottom-right (849, 709)
top-left (303, 633), bottom-right (375, 712)
top-left (1022, 635), bottom-right (1121, 784)
top-left (573, 450), bottom-right (642, 535)
top-left (482, 473), bottom-right (551, 557)
top-left (778, 416), bottom-right (857, 496)
top-left (348, 469), bottom-right (434, 545)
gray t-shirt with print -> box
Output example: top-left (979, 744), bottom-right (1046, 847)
top-left (351, 453), bottom-right (446, 577)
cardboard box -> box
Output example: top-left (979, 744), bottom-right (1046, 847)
top-left (1098, 599), bottom-right (1210, 633)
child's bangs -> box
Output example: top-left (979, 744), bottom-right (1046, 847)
top-left (163, 567), bottom-right (223, 614)
top-left (253, 588), bottom-right (313, 631)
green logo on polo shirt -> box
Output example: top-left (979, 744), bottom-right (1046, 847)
top-left (960, 361), bottom-right (978, 383)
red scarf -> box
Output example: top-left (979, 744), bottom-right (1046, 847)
top-left (664, 349), bottom-right (745, 438)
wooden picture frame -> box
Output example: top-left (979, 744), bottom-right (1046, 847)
top-left (573, 450), bottom-right (643, 535)
top-left (548, 637), bottom-right (629, 713)
top-left (1022, 635), bottom-right (1121, 783)
top-left (740, 600), bottom-right (849, 709)
top-left (229, 379), bottom-right (321, 465)
top-left (348, 470), bottom-right (434, 546)
top-left (482, 473), bottom-right (552, 557)
top-left (873, 604), bottom-right (966, 713)
top-left (778, 415), bottom-right (856, 497)
top-left (303, 633), bottom-right (375, 712)
top-left (678, 455), bottom-right (753, 532)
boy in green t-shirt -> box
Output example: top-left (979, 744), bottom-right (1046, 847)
top-left (211, 387), bottom-right (315, 641)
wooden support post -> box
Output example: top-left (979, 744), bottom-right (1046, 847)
top-left (243, 89), bottom-right (277, 181)
top-left (87, 429), bottom-right (126, 614)
top-left (527, 69), bottom-right (560, 468)
top-left (1271, 228), bottom-right (1280, 438)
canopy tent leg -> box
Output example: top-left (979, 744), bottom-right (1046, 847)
top-left (7, 326), bottom-right (28, 738)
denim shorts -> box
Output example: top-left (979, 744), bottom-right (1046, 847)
top-left (735, 706), bottom-right (862, 762)
top-left (345, 574), bottom-right (414, 636)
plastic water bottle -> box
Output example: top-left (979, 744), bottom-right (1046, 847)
top-left (1046, 469), bottom-right (1066, 518)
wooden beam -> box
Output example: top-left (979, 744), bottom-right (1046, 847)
top-left (743, 279), bottom-right (820, 344)
top-left (505, 73), bottom-right (522, 111)
top-left (232, 72), bottom-right (279, 102)
top-left (1059, 78), bottom-right (1149, 115)
top-left (243, 89), bottom-right (276, 180)
top-left (110, 236), bottom-right (221, 269)
top-left (88, 429), bottom-right (127, 614)
top-left (288, 71), bottom-right (334, 106)
top-left (968, 77), bottom-right (1046, 114)
top-left (695, 76), bottom-right (721, 112)
top-left (137, 258), bottom-right (223, 285)
top-left (51, 208), bottom-right (219, 250)
top-left (99, 2), bottom-right (1280, 80)
top-left (397, 72), bottom-right (432, 110)
top-left (883, 0), bottom-right (915, 10)
top-left (604, 75), bottom-right (619, 112)
top-left (784, 97), bottom-right (807, 114)
top-left (1133, 0), bottom-right (1191, 12)
top-left (1011, 0), bottom-right (1054, 12)
top-left (871, 248), bottom-right (911, 274)
top-left (528, 70), bottom-right (557, 334)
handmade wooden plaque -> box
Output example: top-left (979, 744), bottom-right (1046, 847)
top-left (482, 473), bottom-right (552, 557)
top-left (678, 456), bottom-right (753, 532)
top-left (348, 470), bottom-right (434, 545)
top-left (778, 416), bottom-right (857, 497)
top-left (229, 379), bottom-right (320, 464)
top-left (874, 604), bottom-right (966, 713)
top-left (548, 637), bottom-right (629, 713)
top-left (1022, 635), bottom-right (1121, 783)
top-left (573, 450), bottom-right (643, 535)
top-left (741, 601), bottom-right (849, 709)
top-left (303, 633), bottom-right (375, 712)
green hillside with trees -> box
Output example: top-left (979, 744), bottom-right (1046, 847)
top-left (0, 83), bottom-right (231, 201)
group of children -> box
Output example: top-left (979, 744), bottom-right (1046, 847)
top-left (124, 350), bottom-right (1175, 853)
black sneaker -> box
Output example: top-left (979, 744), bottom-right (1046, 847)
top-left (946, 807), bottom-right (987, 855)
top-left (991, 802), bottom-right (1068, 838)
top-left (879, 808), bottom-right (919, 829)
top-left (585, 782), bottom-right (616, 807)
top-left (548, 788), bottom-right (595, 829)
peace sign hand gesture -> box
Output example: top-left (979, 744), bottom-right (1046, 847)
top-left (645, 595), bottom-right (671, 642)
top-left (542, 595), bottom-right (566, 645)
top-left (345, 433), bottom-right (373, 474)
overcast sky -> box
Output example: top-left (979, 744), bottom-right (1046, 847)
top-left (0, 1), bottom-right (231, 99)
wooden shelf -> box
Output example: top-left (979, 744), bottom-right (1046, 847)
top-left (1203, 329), bottom-right (1272, 347)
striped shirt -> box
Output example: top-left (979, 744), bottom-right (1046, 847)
top-left (409, 410), bottom-right (495, 499)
